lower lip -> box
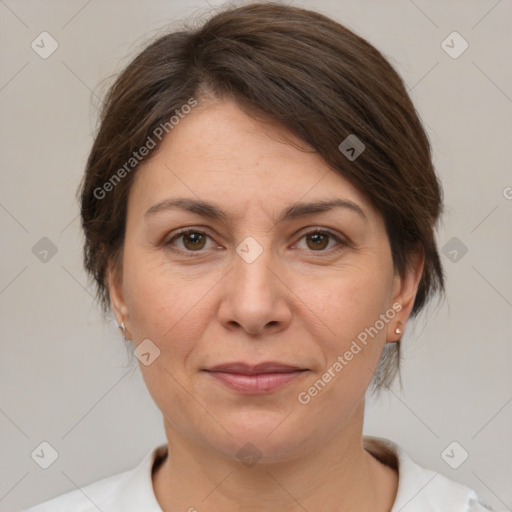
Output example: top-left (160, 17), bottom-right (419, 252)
top-left (206, 370), bottom-right (307, 394)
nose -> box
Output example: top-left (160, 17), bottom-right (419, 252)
top-left (217, 241), bottom-right (293, 336)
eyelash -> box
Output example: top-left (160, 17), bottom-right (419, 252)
top-left (163, 227), bottom-right (349, 257)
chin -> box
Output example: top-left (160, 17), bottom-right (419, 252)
top-left (197, 411), bottom-right (314, 464)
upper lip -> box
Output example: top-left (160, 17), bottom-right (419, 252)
top-left (205, 362), bottom-right (306, 374)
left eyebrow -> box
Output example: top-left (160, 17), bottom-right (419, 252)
top-left (144, 197), bottom-right (367, 224)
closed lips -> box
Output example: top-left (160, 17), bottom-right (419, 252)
top-left (205, 362), bottom-right (307, 374)
top-left (204, 362), bottom-right (309, 395)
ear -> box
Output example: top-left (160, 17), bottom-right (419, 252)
top-left (106, 259), bottom-right (131, 339)
top-left (387, 247), bottom-right (425, 343)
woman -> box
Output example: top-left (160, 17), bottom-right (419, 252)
top-left (24, 2), bottom-right (501, 511)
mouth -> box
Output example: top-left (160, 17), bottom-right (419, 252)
top-left (203, 361), bottom-right (309, 394)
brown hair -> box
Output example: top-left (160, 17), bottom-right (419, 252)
top-left (79, 1), bottom-right (444, 390)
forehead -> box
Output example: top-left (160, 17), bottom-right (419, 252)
top-left (128, 99), bottom-right (379, 223)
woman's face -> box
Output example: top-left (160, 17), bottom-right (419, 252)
top-left (109, 98), bottom-right (421, 462)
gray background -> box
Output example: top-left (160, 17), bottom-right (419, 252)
top-left (1, 0), bottom-right (511, 510)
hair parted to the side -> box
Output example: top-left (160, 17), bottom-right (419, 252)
top-left (79, 1), bottom-right (445, 392)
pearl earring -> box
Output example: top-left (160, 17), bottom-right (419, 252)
top-left (395, 327), bottom-right (402, 335)
top-left (118, 322), bottom-right (128, 340)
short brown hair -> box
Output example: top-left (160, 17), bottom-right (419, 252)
top-left (79, 1), bottom-right (444, 390)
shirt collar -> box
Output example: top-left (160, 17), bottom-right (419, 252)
top-left (364, 436), bottom-right (479, 511)
top-left (116, 443), bottom-right (167, 511)
top-left (113, 437), bottom-right (478, 511)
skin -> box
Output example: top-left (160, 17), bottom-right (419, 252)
top-left (108, 97), bottom-right (424, 512)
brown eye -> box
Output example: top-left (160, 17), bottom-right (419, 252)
top-left (181, 232), bottom-right (207, 251)
top-left (165, 229), bottom-right (213, 253)
top-left (305, 232), bottom-right (330, 251)
top-left (296, 229), bottom-right (347, 254)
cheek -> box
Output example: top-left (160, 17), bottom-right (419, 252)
top-left (120, 259), bottom-right (236, 447)
top-left (311, 264), bottom-right (392, 337)
top-left (302, 261), bottom-right (394, 381)
top-left (122, 246), bottom-right (216, 358)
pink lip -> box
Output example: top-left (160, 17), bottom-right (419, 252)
top-left (204, 361), bottom-right (308, 394)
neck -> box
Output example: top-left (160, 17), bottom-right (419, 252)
top-left (153, 403), bottom-right (397, 512)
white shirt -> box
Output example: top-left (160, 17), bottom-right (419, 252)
top-left (23, 436), bottom-right (499, 511)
